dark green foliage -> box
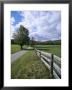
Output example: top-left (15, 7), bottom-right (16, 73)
top-left (13, 25), bottom-right (30, 49)
top-left (11, 39), bottom-right (15, 44)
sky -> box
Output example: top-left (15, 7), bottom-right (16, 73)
top-left (11, 11), bottom-right (61, 41)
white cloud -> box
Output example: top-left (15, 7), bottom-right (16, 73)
top-left (11, 11), bottom-right (61, 41)
top-left (11, 17), bottom-right (16, 39)
top-left (11, 25), bottom-right (14, 39)
top-left (11, 17), bottom-right (15, 25)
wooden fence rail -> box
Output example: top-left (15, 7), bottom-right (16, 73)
top-left (35, 49), bottom-right (61, 79)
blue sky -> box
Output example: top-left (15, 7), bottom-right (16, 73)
top-left (11, 11), bottom-right (61, 41)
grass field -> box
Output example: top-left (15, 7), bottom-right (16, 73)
top-left (11, 50), bottom-right (50, 79)
top-left (11, 45), bottom-right (21, 54)
top-left (11, 44), bottom-right (30, 54)
top-left (11, 44), bottom-right (60, 79)
top-left (35, 45), bottom-right (61, 57)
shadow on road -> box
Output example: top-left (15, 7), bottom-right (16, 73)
top-left (23, 48), bottom-right (34, 50)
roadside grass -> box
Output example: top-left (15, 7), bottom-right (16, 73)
top-left (11, 44), bottom-right (30, 54)
top-left (35, 45), bottom-right (61, 57)
top-left (11, 45), bottom-right (21, 54)
top-left (11, 50), bottom-right (50, 79)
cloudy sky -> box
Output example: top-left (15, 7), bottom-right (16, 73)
top-left (11, 11), bottom-right (61, 41)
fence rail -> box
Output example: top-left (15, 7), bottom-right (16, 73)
top-left (35, 49), bottom-right (61, 79)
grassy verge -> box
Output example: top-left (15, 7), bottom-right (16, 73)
top-left (11, 50), bottom-right (50, 79)
top-left (11, 44), bottom-right (30, 54)
top-left (35, 45), bottom-right (61, 57)
top-left (11, 45), bottom-right (21, 54)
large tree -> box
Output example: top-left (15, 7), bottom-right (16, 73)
top-left (13, 25), bottom-right (30, 49)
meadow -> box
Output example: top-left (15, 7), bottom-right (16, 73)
top-left (11, 44), bottom-right (30, 54)
top-left (11, 44), bottom-right (61, 57)
top-left (11, 45), bottom-right (21, 54)
top-left (35, 45), bottom-right (61, 57)
top-left (11, 44), bottom-right (61, 79)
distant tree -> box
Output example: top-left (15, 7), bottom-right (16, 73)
top-left (30, 37), bottom-right (35, 47)
top-left (13, 25), bottom-right (30, 49)
top-left (11, 39), bottom-right (15, 44)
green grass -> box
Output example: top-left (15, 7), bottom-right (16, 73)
top-left (11, 45), bottom-right (21, 54)
top-left (35, 45), bottom-right (61, 57)
top-left (11, 44), bottom-right (30, 54)
top-left (11, 50), bottom-right (50, 79)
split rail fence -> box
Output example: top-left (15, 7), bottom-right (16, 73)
top-left (35, 49), bottom-right (61, 79)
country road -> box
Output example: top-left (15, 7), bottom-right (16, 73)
top-left (11, 50), bottom-right (28, 63)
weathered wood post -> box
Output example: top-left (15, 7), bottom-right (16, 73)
top-left (50, 53), bottom-right (53, 78)
top-left (35, 48), bottom-right (37, 55)
top-left (40, 51), bottom-right (41, 59)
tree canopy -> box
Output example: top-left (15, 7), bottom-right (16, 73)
top-left (13, 25), bottom-right (30, 49)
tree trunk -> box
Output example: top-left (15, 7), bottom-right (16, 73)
top-left (20, 44), bottom-right (23, 50)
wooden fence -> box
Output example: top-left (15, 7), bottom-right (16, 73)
top-left (35, 49), bottom-right (61, 79)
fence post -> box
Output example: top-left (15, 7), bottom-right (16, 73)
top-left (50, 53), bottom-right (53, 78)
top-left (40, 51), bottom-right (41, 59)
top-left (35, 48), bottom-right (37, 55)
